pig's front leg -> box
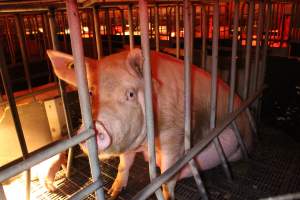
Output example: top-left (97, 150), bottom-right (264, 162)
top-left (108, 152), bottom-right (136, 199)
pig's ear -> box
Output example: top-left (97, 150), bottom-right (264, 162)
top-left (47, 50), bottom-right (97, 87)
top-left (126, 48), bottom-right (144, 79)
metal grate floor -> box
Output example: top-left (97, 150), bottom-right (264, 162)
top-left (5, 125), bottom-right (300, 200)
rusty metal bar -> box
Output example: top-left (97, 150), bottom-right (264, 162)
top-left (65, 1), bottom-right (105, 199)
top-left (183, 0), bottom-right (208, 199)
top-left (210, 0), bottom-right (232, 181)
top-left (176, 4), bottom-right (180, 58)
top-left (243, 0), bottom-right (254, 100)
top-left (154, 4), bottom-right (159, 51)
top-left (0, 128), bottom-right (93, 182)
top-left (228, 0), bottom-right (249, 160)
top-left (0, 42), bottom-right (31, 200)
top-left (0, 184), bottom-right (6, 200)
top-left (128, 4), bottom-right (134, 49)
top-left (201, 5), bottom-right (207, 69)
top-left (132, 86), bottom-right (266, 200)
top-left (138, 0), bottom-right (164, 199)
top-left (93, 6), bottom-right (103, 59)
top-left (15, 14), bottom-right (32, 90)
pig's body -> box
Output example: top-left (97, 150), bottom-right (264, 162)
top-left (47, 49), bottom-right (252, 199)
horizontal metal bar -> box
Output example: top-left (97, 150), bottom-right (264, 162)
top-left (132, 86), bottom-right (266, 200)
top-left (70, 179), bottom-right (103, 200)
top-left (0, 128), bottom-right (93, 182)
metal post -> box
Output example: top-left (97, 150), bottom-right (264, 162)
top-left (15, 14), bottom-right (32, 90)
top-left (210, 0), bottom-right (233, 181)
top-left (0, 41), bottom-right (31, 200)
top-left (243, 0), bottom-right (254, 100)
top-left (105, 8), bottom-right (112, 55)
top-left (93, 6), bottom-right (103, 59)
top-left (138, 0), bottom-right (164, 199)
top-left (183, 0), bottom-right (208, 199)
top-left (201, 5), bottom-right (207, 69)
top-left (48, 9), bottom-right (59, 50)
top-left (0, 184), bottom-right (6, 200)
top-left (176, 4), bottom-right (180, 59)
top-left (190, 4), bottom-right (194, 64)
top-left (228, 0), bottom-right (249, 159)
top-left (154, 4), bottom-right (159, 52)
top-left (128, 4), bottom-right (134, 50)
top-left (121, 9), bottom-right (126, 46)
top-left (65, 1), bottom-right (105, 200)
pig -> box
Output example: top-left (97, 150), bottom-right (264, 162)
top-left (47, 49), bottom-right (252, 199)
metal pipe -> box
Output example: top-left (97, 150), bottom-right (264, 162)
top-left (105, 8), bottom-right (112, 55)
top-left (15, 14), bottom-right (32, 90)
top-left (242, 0), bottom-right (254, 100)
top-left (93, 6), bottom-right (103, 59)
top-left (48, 9), bottom-right (59, 50)
top-left (128, 4), bottom-right (134, 50)
top-left (0, 184), bottom-right (6, 200)
top-left (228, 0), bottom-right (248, 160)
top-left (132, 86), bottom-right (266, 200)
top-left (138, 0), bottom-right (164, 199)
top-left (201, 5), bottom-right (207, 69)
top-left (121, 9), bottom-right (126, 47)
top-left (175, 4), bottom-right (180, 59)
top-left (65, 1), bottom-right (105, 200)
top-left (190, 4), bottom-right (194, 64)
top-left (183, 0), bottom-right (208, 199)
top-left (70, 179), bottom-right (103, 200)
top-left (210, 0), bottom-right (232, 181)
top-left (0, 129), bottom-right (93, 182)
top-left (253, 0), bottom-right (264, 95)
top-left (154, 4), bottom-right (159, 52)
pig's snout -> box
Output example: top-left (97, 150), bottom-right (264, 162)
top-left (94, 121), bottom-right (111, 151)
top-left (77, 121), bottom-right (111, 151)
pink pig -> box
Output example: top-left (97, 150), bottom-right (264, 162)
top-left (47, 49), bottom-right (252, 199)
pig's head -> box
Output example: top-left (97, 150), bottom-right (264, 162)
top-left (47, 49), bottom-right (148, 157)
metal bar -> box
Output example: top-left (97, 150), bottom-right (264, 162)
top-left (65, 1), bottom-right (105, 200)
top-left (128, 4), bottom-right (134, 49)
top-left (201, 5), bottom-right (207, 69)
top-left (228, 0), bottom-right (248, 160)
top-left (132, 86), bottom-right (266, 200)
top-left (183, 0), bottom-right (208, 199)
top-left (242, 0), bottom-right (254, 100)
top-left (154, 4), bottom-right (159, 52)
top-left (0, 129), bottom-right (93, 182)
top-left (105, 8), bottom-right (112, 54)
top-left (15, 14), bottom-right (32, 90)
top-left (252, 0), bottom-right (264, 95)
top-left (70, 179), bottom-right (103, 200)
top-left (175, 4), bottom-right (180, 59)
top-left (48, 9), bottom-right (59, 50)
top-left (210, 0), bottom-right (232, 181)
top-left (121, 9), bottom-right (126, 46)
top-left (93, 6), bottom-right (103, 59)
top-left (0, 184), bottom-right (6, 200)
top-left (190, 4), bottom-right (194, 64)
top-left (138, 0), bottom-right (164, 199)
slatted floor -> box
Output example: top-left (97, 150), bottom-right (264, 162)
top-left (5, 124), bottom-right (299, 200)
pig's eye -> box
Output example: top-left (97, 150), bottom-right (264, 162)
top-left (126, 89), bottom-right (136, 101)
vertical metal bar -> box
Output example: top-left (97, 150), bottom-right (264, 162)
top-left (15, 14), bottom-right (32, 90)
top-left (105, 8), bottom-right (112, 55)
top-left (93, 6), bottom-right (103, 59)
top-left (201, 5), bottom-right (207, 69)
top-left (190, 4), bottom-right (194, 64)
top-left (210, 0), bottom-right (233, 181)
top-left (65, 1), bottom-right (105, 200)
top-left (154, 4), bottom-right (159, 52)
top-left (138, 0), bottom-right (164, 199)
top-left (183, 0), bottom-right (208, 199)
top-left (176, 4), bottom-right (180, 59)
top-left (0, 184), bottom-right (7, 200)
top-left (228, 0), bottom-right (249, 159)
top-left (121, 9), bottom-right (126, 46)
top-left (128, 4), bottom-right (134, 50)
top-left (0, 40), bottom-right (31, 200)
top-left (48, 9), bottom-right (59, 50)
top-left (253, 0), bottom-right (264, 95)
top-left (242, 0), bottom-right (254, 100)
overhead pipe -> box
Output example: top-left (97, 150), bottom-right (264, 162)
top-left (65, 1), bottom-right (105, 199)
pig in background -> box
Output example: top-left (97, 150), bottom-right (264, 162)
top-left (47, 49), bottom-right (252, 200)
